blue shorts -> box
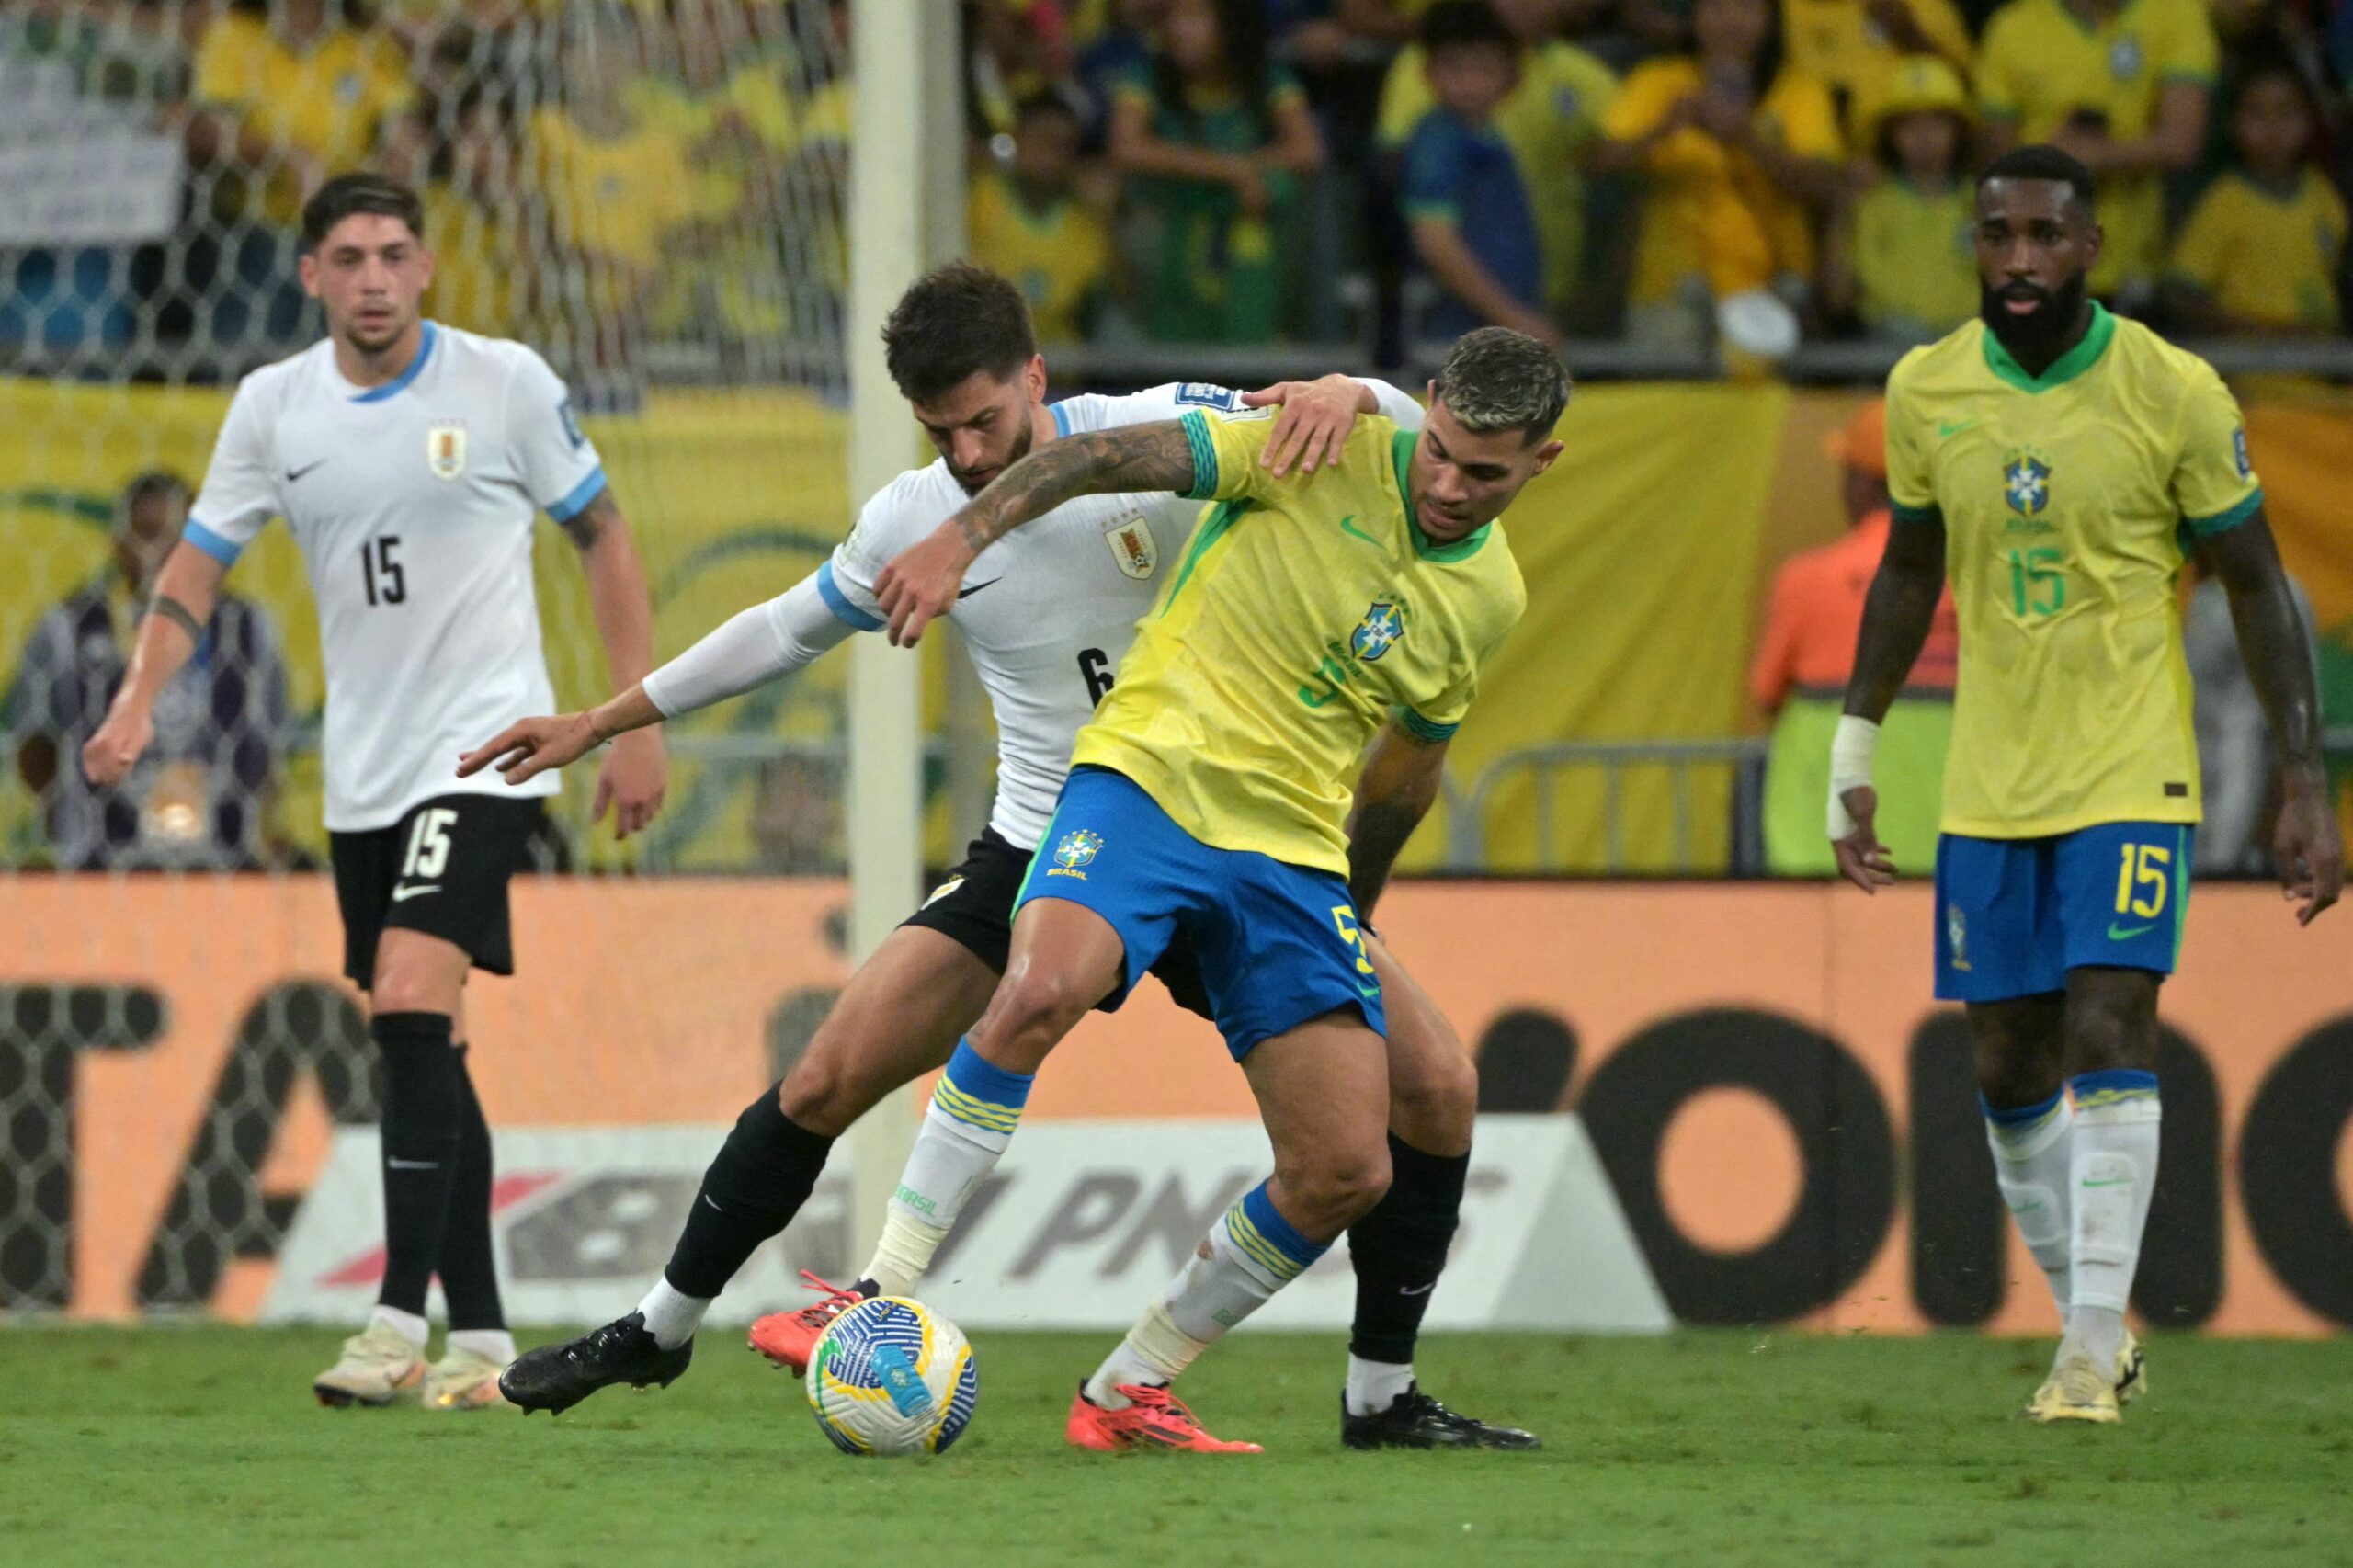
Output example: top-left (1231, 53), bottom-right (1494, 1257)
top-left (1015, 767), bottom-right (1386, 1059)
top-left (1933, 822), bottom-right (2193, 1003)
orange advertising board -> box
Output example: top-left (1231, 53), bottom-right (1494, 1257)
top-left (3, 877), bottom-right (2346, 1333)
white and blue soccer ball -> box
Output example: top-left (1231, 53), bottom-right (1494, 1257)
top-left (805, 1296), bottom-right (979, 1457)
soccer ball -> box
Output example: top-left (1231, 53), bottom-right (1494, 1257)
top-left (805, 1296), bottom-right (979, 1456)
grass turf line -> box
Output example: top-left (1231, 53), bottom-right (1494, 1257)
top-left (1, 1329), bottom-right (2347, 1567)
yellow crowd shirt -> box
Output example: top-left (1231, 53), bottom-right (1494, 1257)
top-left (1070, 410), bottom-right (1527, 875)
top-left (1884, 305), bottom-right (2262, 836)
top-left (1853, 177), bottom-right (1979, 335)
top-left (529, 108), bottom-right (707, 275)
top-left (1602, 59), bottom-right (1844, 301)
top-left (193, 15), bottom-right (411, 226)
top-left (419, 186), bottom-right (521, 340)
top-left (1782, 0), bottom-right (1975, 135)
top-left (2167, 168), bottom-right (2347, 332)
top-left (1378, 40), bottom-right (1619, 310)
top-left (968, 173), bottom-right (1114, 343)
top-left (1975, 0), bottom-right (2217, 292)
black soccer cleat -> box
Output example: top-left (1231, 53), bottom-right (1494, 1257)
top-left (498, 1312), bottom-right (693, 1415)
top-left (1340, 1384), bottom-right (1542, 1450)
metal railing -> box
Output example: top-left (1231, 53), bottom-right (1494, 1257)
top-left (1441, 738), bottom-right (1771, 876)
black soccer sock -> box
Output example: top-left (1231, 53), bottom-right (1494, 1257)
top-left (663, 1086), bottom-right (835, 1300)
top-left (1345, 1133), bottom-right (1470, 1367)
top-left (435, 1046), bottom-right (506, 1332)
top-left (374, 1011), bottom-right (462, 1318)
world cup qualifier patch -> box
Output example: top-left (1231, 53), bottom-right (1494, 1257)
top-left (1049, 828), bottom-right (1102, 879)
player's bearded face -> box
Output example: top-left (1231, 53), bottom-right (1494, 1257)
top-left (1974, 179), bottom-right (2097, 359)
top-left (1410, 403), bottom-right (1563, 538)
top-left (914, 368), bottom-right (1042, 495)
top-left (301, 214), bottom-right (433, 358)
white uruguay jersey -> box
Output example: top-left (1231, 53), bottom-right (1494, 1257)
top-left (186, 322), bottom-right (604, 831)
top-left (823, 381), bottom-right (1424, 850)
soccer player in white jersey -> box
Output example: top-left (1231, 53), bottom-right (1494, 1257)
top-left (475, 265), bottom-right (1538, 1450)
top-left (83, 175), bottom-right (668, 1411)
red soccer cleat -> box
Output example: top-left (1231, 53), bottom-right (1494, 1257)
top-left (1065, 1382), bottom-right (1263, 1454)
top-left (746, 1271), bottom-right (865, 1376)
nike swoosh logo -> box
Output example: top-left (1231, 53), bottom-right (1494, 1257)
top-left (957, 579), bottom-right (1000, 599)
top-left (1938, 420), bottom-right (1982, 439)
top-left (1398, 1283), bottom-right (1435, 1297)
top-left (1338, 515), bottom-right (1381, 549)
top-left (391, 883), bottom-right (441, 903)
top-left (2107, 923), bottom-right (2154, 940)
top-left (286, 459), bottom-right (329, 483)
top-left (386, 1157), bottom-right (440, 1170)
top-left (702, 1194), bottom-right (723, 1212)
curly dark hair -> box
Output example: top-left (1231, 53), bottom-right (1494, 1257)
top-left (1434, 327), bottom-right (1572, 444)
top-left (881, 263), bottom-right (1039, 403)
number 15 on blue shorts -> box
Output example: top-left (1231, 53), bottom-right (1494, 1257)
top-left (1934, 822), bottom-right (2192, 1003)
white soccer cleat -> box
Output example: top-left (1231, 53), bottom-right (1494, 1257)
top-left (313, 1320), bottom-right (426, 1408)
top-left (423, 1346), bottom-right (510, 1411)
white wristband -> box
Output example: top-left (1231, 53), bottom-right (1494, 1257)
top-left (1827, 715), bottom-right (1881, 840)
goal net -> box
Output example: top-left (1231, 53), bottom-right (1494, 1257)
top-left (0, 0), bottom-right (926, 1324)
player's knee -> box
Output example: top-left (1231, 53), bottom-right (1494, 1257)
top-left (2068, 994), bottom-right (2155, 1074)
top-left (777, 1046), bottom-right (871, 1138)
top-left (982, 969), bottom-right (1094, 1066)
top-left (1389, 1039), bottom-right (1477, 1153)
top-left (1294, 1141), bottom-right (1393, 1233)
top-left (369, 962), bottom-right (446, 1017)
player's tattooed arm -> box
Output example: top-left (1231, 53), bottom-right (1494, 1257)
top-left (951, 420), bottom-right (1198, 554)
top-left (1346, 720), bottom-right (1451, 918)
top-left (558, 486), bottom-right (622, 551)
top-left (1839, 515), bottom-right (1946, 726)
top-left (2199, 509), bottom-right (2343, 923)
top-left (876, 422), bottom-right (1196, 645)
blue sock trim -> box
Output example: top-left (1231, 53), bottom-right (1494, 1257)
top-left (2069, 1068), bottom-right (2158, 1098)
top-left (942, 1038), bottom-right (1034, 1109)
top-left (1980, 1089), bottom-right (2064, 1128)
top-left (1237, 1181), bottom-right (1324, 1275)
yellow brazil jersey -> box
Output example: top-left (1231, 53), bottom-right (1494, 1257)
top-left (1853, 177), bottom-right (1978, 336)
top-left (529, 108), bottom-right (708, 274)
top-left (1885, 304), bottom-right (2261, 837)
top-left (1782, 0), bottom-right (1975, 137)
top-left (968, 173), bottom-right (1113, 343)
top-left (1378, 41), bottom-right (1618, 311)
top-left (1071, 409), bottom-right (1527, 877)
top-left (1975, 0), bottom-right (2217, 292)
top-left (193, 15), bottom-right (412, 227)
top-left (2167, 168), bottom-right (2347, 332)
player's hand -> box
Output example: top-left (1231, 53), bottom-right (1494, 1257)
top-left (592, 727), bottom-right (668, 840)
top-left (1831, 785), bottom-right (1897, 893)
top-left (81, 701), bottom-right (153, 788)
top-left (1241, 374), bottom-right (1367, 477)
top-left (456, 711), bottom-right (599, 787)
top-left (2274, 768), bottom-right (2343, 926)
top-left (875, 522), bottom-right (977, 647)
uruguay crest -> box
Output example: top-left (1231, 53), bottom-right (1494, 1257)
top-left (1052, 829), bottom-right (1103, 871)
top-left (1350, 601), bottom-right (1404, 663)
top-left (2002, 450), bottom-right (2051, 517)
top-left (426, 418), bottom-right (468, 481)
top-left (1105, 517), bottom-right (1157, 579)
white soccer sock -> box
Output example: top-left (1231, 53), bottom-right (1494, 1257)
top-left (1085, 1182), bottom-right (1325, 1410)
top-left (446, 1328), bottom-right (516, 1363)
top-left (1982, 1091), bottom-right (2075, 1326)
top-left (369, 1303), bottom-right (429, 1348)
top-left (2063, 1071), bottom-right (2162, 1371)
top-left (637, 1277), bottom-right (710, 1350)
top-left (859, 1040), bottom-right (1032, 1300)
top-left (1346, 1355), bottom-right (1415, 1417)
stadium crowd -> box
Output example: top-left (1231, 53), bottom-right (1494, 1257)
top-left (3, 0), bottom-right (2348, 373)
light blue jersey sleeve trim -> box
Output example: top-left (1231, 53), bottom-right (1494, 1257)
top-left (816, 561), bottom-right (884, 631)
top-left (1051, 400), bottom-right (1073, 437)
top-left (183, 520), bottom-right (244, 566)
top-left (546, 466), bottom-right (608, 524)
top-left (2185, 486), bottom-right (2263, 538)
top-left (1394, 707), bottom-right (1459, 744)
top-left (1179, 408), bottom-right (1220, 501)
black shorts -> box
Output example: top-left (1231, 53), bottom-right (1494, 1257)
top-left (904, 827), bottom-right (1212, 1019)
top-left (328, 793), bottom-right (549, 989)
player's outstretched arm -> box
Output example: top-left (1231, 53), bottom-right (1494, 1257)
top-left (874, 420), bottom-right (1198, 646)
top-left (1829, 515), bottom-right (1947, 892)
top-left (1345, 718), bottom-right (1452, 919)
top-left (82, 540), bottom-right (228, 787)
top-left (2200, 511), bottom-right (2344, 924)
top-left (563, 489), bottom-right (668, 838)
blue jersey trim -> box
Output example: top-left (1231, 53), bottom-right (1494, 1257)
top-left (1050, 400), bottom-right (1073, 437)
top-left (2185, 487), bottom-right (2263, 537)
top-left (816, 561), bottom-right (883, 631)
top-left (545, 466), bottom-right (608, 524)
top-left (1394, 707), bottom-right (1459, 744)
top-left (348, 320), bottom-right (437, 403)
top-left (182, 519), bottom-right (243, 566)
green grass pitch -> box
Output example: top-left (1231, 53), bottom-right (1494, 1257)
top-left (3, 1328), bottom-right (2347, 1567)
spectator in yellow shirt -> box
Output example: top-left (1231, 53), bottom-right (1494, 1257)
top-left (1594, 0), bottom-right (1844, 350)
top-left (1376, 0), bottom-right (1617, 323)
top-left (2164, 61), bottom-right (2347, 336)
top-left (1779, 0), bottom-right (1975, 141)
top-left (378, 93), bottom-right (531, 342)
top-left (971, 95), bottom-right (1117, 343)
top-left (1825, 54), bottom-right (1978, 342)
top-left (1975, 0), bottom-right (2213, 303)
